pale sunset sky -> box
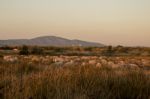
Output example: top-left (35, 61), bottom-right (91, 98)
top-left (0, 0), bottom-right (150, 46)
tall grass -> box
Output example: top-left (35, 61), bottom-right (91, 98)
top-left (0, 61), bottom-right (150, 99)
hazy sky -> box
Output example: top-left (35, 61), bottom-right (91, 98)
top-left (0, 0), bottom-right (150, 46)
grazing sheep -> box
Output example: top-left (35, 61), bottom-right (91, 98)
top-left (64, 60), bottom-right (74, 66)
top-left (96, 63), bottom-right (102, 68)
top-left (141, 59), bottom-right (149, 66)
top-left (101, 59), bottom-right (107, 65)
top-left (88, 60), bottom-right (97, 65)
top-left (53, 61), bottom-right (64, 67)
top-left (90, 56), bottom-right (98, 60)
top-left (3, 56), bottom-right (18, 62)
top-left (31, 56), bottom-right (39, 62)
top-left (111, 64), bottom-right (120, 68)
top-left (128, 64), bottom-right (139, 69)
top-left (118, 61), bottom-right (125, 67)
top-left (81, 56), bottom-right (89, 60)
top-left (108, 61), bottom-right (115, 66)
top-left (2, 55), bottom-right (148, 70)
top-left (53, 57), bottom-right (64, 63)
top-left (81, 62), bottom-right (87, 66)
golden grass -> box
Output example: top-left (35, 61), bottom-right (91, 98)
top-left (0, 59), bottom-right (150, 99)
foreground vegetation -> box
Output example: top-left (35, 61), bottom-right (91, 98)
top-left (0, 46), bottom-right (150, 99)
top-left (0, 58), bottom-right (150, 99)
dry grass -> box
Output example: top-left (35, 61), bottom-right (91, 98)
top-left (0, 58), bottom-right (150, 99)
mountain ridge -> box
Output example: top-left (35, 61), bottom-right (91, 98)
top-left (0, 36), bottom-right (105, 47)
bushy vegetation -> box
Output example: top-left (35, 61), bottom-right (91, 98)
top-left (31, 46), bottom-right (44, 55)
top-left (0, 46), bottom-right (150, 98)
top-left (1, 45), bottom-right (150, 56)
top-left (0, 59), bottom-right (150, 99)
top-left (19, 45), bottom-right (29, 55)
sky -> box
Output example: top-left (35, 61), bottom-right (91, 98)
top-left (0, 0), bottom-right (150, 46)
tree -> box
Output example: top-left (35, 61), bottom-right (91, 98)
top-left (31, 46), bottom-right (44, 55)
top-left (103, 45), bottom-right (114, 56)
top-left (107, 45), bottom-right (113, 56)
top-left (19, 45), bottom-right (29, 55)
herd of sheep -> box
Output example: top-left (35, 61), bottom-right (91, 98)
top-left (2, 55), bottom-right (150, 70)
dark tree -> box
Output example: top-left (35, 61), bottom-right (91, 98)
top-left (19, 45), bottom-right (29, 55)
top-left (31, 46), bottom-right (44, 55)
top-left (107, 45), bottom-right (113, 55)
top-left (104, 45), bottom-right (114, 56)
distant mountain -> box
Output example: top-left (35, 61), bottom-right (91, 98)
top-left (0, 36), bottom-right (105, 47)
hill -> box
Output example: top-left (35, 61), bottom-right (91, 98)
top-left (0, 36), bottom-right (105, 47)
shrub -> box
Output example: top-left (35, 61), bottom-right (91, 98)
top-left (102, 45), bottom-right (115, 56)
top-left (31, 46), bottom-right (44, 55)
top-left (19, 45), bottom-right (29, 55)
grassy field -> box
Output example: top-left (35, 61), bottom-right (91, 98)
top-left (0, 55), bottom-right (150, 99)
top-left (0, 46), bottom-right (150, 99)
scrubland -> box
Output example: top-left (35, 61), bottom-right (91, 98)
top-left (0, 46), bottom-right (150, 99)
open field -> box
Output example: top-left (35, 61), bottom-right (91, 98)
top-left (1, 0), bottom-right (150, 98)
top-left (0, 46), bottom-right (150, 99)
top-left (0, 54), bottom-right (150, 99)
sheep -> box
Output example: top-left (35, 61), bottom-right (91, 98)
top-left (3, 56), bottom-right (18, 62)
top-left (96, 63), bottom-right (102, 68)
top-left (88, 60), bottom-right (97, 65)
